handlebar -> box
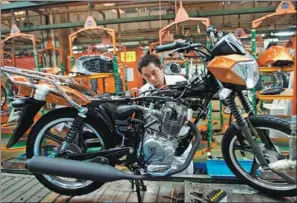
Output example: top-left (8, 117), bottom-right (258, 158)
top-left (155, 40), bottom-right (204, 53)
top-left (154, 25), bottom-right (220, 54)
top-left (155, 40), bottom-right (188, 52)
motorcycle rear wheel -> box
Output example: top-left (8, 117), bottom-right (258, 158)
top-left (27, 108), bottom-right (114, 196)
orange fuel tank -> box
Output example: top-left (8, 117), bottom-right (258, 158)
top-left (257, 45), bottom-right (294, 67)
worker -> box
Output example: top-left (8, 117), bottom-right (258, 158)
top-left (138, 54), bottom-right (193, 175)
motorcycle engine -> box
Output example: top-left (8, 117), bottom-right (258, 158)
top-left (138, 102), bottom-right (189, 174)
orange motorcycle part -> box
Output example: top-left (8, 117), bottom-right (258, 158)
top-left (208, 54), bottom-right (254, 86)
top-left (257, 45), bottom-right (294, 67)
top-left (38, 81), bottom-right (91, 107)
top-left (8, 76), bottom-right (91, 107)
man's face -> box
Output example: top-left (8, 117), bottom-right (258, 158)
top-left (141, 63), bottom-right (165, 88)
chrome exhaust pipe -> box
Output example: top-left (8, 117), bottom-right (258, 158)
top-left (26, 156), bottom-right (137, 182)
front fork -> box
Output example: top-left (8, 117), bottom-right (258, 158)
top-left (222, 90), bottom-right (295, 181)
top-left (238, 91), bottom-right (278, 151)
top-left (225, 92), bottom-right (269, 168)
top-left (235, 91), bottom-right (296, 182)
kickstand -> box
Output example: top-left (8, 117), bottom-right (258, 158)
top-left (136, 169), bottom-right (147, 192)
top-left (130, 179), bottom-right (144, 203)
top-left (131, 168), bottom-right (147, 203)
top-left (135, 180), bottom-right (142, 203)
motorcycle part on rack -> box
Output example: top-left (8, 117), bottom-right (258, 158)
top-left (26, 121), bottom-right (200, 182)
top-left (7, 97), bottom-right (46, 148)
top-left (261, 87), bottom-right (285, 95)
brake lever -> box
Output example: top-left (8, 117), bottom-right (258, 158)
top-left (168, 45), bottom-right (193, 57)
top-left (168, 47), bottom-right (185, 57)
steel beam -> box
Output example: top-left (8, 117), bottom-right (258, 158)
top-left (1, 6), bottom-right (278, 34)
top-left (0, 1), bottom-right (83, 12)
top-left (0, 1), bottom-right (220, 13)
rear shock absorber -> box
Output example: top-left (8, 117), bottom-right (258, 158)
top-left (60, 113), bottom-right (87, 152)
top-left (237, 91), bottom-right (255, 115)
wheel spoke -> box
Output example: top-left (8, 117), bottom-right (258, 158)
top-left (233, 144), bottom-right (242, 150)
top-left (45, 131), bottom-right (64, 144)
top-left (233, 144), bottom-right (253, 153)
top-left (272, 171), bottom-right (296, 184)
top-left (250, 158), bottom-right (259, 178)
top-left (256, 129), bottom-right (279, 152)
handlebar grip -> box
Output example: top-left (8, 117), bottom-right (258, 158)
top-left (155, 40), bottom-right (187, 53)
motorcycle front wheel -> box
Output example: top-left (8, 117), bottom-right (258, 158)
top-left (222, 116), bottom-right (296, 197)
top-left (26, 108), bottom-right (114, 196)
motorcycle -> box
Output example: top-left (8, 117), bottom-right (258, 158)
top-left (1, 26), bottom-right (295, 198)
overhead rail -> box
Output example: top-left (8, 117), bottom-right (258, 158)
top-left (1, 7), bottom-right (279, 34)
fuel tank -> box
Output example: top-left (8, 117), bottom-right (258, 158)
top-left (257, 45), bottom-right (294, 67)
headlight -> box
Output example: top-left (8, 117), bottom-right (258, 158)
top-left (232, 60), bottom-right (259, 89)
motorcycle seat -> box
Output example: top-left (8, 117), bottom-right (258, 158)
top-left (260, 87), bottom-right (285, 95)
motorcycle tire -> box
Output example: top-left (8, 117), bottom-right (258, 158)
top-left (26, 108), bottom-right (114, 196)
top-left (1, 86), bottom-right (6, 108)
top-left (222, 116), bottom-right (296, 197)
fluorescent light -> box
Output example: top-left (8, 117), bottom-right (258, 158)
top-left (260, 34), bottom-right (265, 37)
top-left (103, 3), bottom-right (115, 6)
top-left (14, 11), bottom-right (25, 15)
top-left (273, 32), bottom-right (295, 37)
top-left (108, 48), bottom-right (118, 52)
top-left (121, 41), bottom-right (139, 46)
top-left (95, 44), bottom-right (110, 49)
top-left (111, 9), bottom-right (125, 14)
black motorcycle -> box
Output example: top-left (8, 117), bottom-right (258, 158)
top-left (2, 27), bottom-right (295, 198)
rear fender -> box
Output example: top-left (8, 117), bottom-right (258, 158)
top-left (6, 98), bottom-right (46, 148)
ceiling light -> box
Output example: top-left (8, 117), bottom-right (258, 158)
top-left (111, 9), bottom-right (125, 14)
top-left (103, 3), bottom-right (115, 6)
top-left (95, 44), bottom-right (110, 49)
top-left (273, 32), bottom-right (295, 37)
top-left (14, 11), bottom-right (25, 15)
top-left (108, 48), bottom-right (118, 52)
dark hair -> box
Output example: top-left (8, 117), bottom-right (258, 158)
top-left (137, 54), bottom-right (161, 73)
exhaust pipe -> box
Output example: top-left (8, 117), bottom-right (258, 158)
top-left (26, 122), bottom-right (200, 182)
top-left (26, 156), bottom-right (137, 182)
